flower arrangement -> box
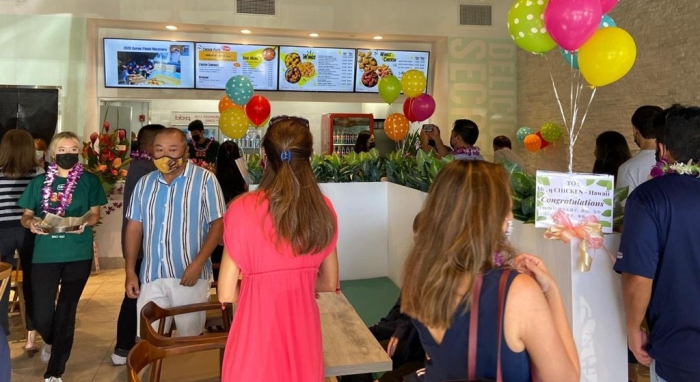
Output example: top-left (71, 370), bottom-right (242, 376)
top-left (82, 117), bottom-right (131, 196)
top-left (650, 159), bottom-right (700, 178)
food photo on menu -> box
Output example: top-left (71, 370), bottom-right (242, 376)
top-left (278, 46), bottom-right (355, 92)
top-left (355, 49), bottom-right (429, 92)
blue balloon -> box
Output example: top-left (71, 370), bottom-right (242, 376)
top-left (560, 48), bottom-right (579, 70)
top-left (600, 15), bottom-right (616, 29)
top-left (516, 127), bottom-right (534, 145)
top-left (559, 15), bottom-right (615, 70)
top-left (225, 75), bottom-right (254, 106)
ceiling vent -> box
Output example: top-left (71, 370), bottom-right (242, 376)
top-left (460, 4), bottom-right (492, 26)
top-left (236, 0), bottom-right (276, 16)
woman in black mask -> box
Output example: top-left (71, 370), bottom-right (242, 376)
top-left (18, 131), bottom-right (107, 382)
top-left (354, 130), bottom-right (375, 154)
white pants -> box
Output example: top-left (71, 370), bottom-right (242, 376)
top-left (136, 278), bottom-right (210, 337)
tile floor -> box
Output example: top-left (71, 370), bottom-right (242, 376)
top-left (7, 269), bottom-right (651, 382)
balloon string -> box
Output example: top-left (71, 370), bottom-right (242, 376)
top-left (544, 55), bottom-right (569, 132)
top-left (569, 53), bottom-right (574, 125)
top-left (573, 87), bottom-right (598, 146)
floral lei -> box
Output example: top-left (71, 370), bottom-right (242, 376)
top-left (42, 163), bottom-right (84, 216)
top-left (193, 137), bottom-right (214, 153)
top-left (650, 159), bottom-right (700, 178)
top-left (452, 146), bottom-right (481, 158)
top-left (130, 150), bottom-right (152, 160)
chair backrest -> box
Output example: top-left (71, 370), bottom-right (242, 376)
top-left (127, 339), bottom-right (226, 382)
top-left (139, 301), bottom-right (231, 347)
top-left (0, 262), bottom-right (11, 298)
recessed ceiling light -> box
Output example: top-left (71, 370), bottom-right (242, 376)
top-left (241, 29), bottom-right (252, 34)
top-left (165, 25), bottom-right (178, 30)
top-left (373, 35), bottom-right (383, 40)
top-left (309, 33), bottom-right (319, 37)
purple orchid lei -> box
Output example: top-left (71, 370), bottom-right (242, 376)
top-left (650, 159), bottom-right (700, 178)
top-left (130, 150), bottom-right (152, 161)
top-left (42, 163), bottom-right (84, 216)
top-left (452, 146), bottom-right (481, 158)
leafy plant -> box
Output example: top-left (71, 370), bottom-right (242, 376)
top-left (247, 153), bottom-right (263, 185)
top-left (386, 149), bottom-right (453, 192)
top-left (345, 149), bottom-right (385, 182)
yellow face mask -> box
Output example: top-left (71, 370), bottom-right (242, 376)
top-left (153, 156), bottom-right (184, 174)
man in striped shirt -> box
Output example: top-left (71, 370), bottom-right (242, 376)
top-left (123, 128), bottom-right (225, 336)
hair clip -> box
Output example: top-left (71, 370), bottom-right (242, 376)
top-left (280, 150), bottom-right (292, 162)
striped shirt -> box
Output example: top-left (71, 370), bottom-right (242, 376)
top-left (126, 162), bottom-right (226, 284)
top-left (0, 171), bottom-right (37, 229)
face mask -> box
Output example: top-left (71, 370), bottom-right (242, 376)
top-left (36, 150), bottom-right (44, 160)
top-left (154, 156), bottom-right (184, 174)
top-left (504, 219), bottom-right (514, 240)
top-left (369, 142), bottom-right (376, 149)
top-left (55, 153), bottom-right (79, 169)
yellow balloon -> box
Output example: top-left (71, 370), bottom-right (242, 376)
top-left (578, 27), bottom-right (637, 87)
top-left (401, 69), bottom-right (427, 98)
top-left (220, 107), bottom-right (248, 139)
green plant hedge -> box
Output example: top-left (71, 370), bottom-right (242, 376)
top-left (246, 147), bottom-right (627, 225)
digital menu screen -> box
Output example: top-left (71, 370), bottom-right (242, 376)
top-left (104, 39), bottom-right (195, 88)
top-left (195, 43), bottom-right (278, 91)
top-left (355, 49), bottom-right (430, 93)
top-left (278, 46), bottom-right (356, 92)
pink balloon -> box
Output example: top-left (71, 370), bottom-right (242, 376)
top-left (544, 0), bottom-right (602, 51)
top-left (410, 94), bottom-right (436, 122)
top-left (600, 0), bottom-right (619, 14)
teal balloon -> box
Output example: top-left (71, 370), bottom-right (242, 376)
top-left (225, 75), bottom-right (254, 106)
top-left (516, 127), bottom-right (534, 145)
top-left (559, 15), bottom-right (615, 70)
top-left (378, 75), bottom-right (401, 105)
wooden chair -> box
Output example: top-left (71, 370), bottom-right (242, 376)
top-left (0, 262), bottom-right (12, 302)
top-left (8, 250), bottom-right (26, 331)
top-left (139, 301), bottom-right (231, 381)
top-left (127, 337), bottom-right (226, 382)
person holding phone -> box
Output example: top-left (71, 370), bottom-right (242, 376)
top-left (18, 132), bottom-right (107, 382)
top-left (419, 120), bottom-right (484, 161)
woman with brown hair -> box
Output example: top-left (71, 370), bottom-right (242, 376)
top-left (217, 116), bottom-right (339, 382)
top-left (402, 161), bottom-right (579, 382)
top-left (0, 130), bottom-right (41, 352)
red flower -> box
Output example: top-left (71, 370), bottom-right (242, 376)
top-left (90, 132), bottom-right (99, 144)
top-left (103, 121), bottom-right (110, 132)
top-left (118, 129), bottom-right (126, 141)
top-left (111, 169), bottom-right (118, 176)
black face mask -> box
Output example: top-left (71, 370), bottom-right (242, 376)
top-left (369, 142), bottom-right (376, 149)
top-left (55, 153), bottom-right (80, 169)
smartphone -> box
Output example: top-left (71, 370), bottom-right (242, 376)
top-left (422, 124), bottom-right (435, 133)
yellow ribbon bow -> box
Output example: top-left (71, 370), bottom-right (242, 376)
top-left (543, 210), bottom-right (605, 272)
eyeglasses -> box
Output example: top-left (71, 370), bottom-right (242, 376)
top-left (268, 115), bottom-right (310, 129)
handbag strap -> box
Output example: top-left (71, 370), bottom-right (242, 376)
top-left (467, 270), bottom-right (512, 382)
top-left (467, 274), bottom-right (484, 380)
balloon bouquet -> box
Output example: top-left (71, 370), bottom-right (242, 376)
top-left (508, 0), bottom-right (636, 171)
top-left (377, 69), bottom-right (435, 144)
top-left (517, 122), bottom-right (563, 153)
top-left (218, 75), bottom-right (271, 140)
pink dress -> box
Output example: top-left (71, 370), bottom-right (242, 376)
top-left (221, 192), bottom-right (338, 382)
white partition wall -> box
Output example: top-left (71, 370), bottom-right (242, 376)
top-left (511, 222), bottom-right (626, 382)
top-left (386, 183), bottom-right (427, 287)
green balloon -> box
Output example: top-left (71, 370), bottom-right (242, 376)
top-left (540, 122), bottom-right (562, 143)
top-left (378, 75), bottom-right (401, 105)
top-left (508, 0), bottom-right (557, 54)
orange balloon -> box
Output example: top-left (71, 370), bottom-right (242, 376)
top-left (523, 134), bottom-right (542, 152)
top-left (218, 96), bottom-right (236, 113)
top-left (385, 113), bottom-right (410, 142)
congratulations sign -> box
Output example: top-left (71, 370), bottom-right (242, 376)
top-left (534, 171), bottom-right (615, 234)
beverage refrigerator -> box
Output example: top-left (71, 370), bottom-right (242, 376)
top-left (320, 113), bottom-right (375, 155)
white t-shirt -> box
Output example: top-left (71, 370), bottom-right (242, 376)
top-left (493, 148), bottom-right (529, 173)
top-left (617, 150), bottom-right (656, 206)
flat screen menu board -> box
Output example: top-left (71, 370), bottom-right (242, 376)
top-left (355, 49), bottom-right (430, 93)
top-left (104, 39), bottom-right (195, 88)
top-left (195, 43), bottom-right (278, 91)
top-left (278, 46), bottom-right (356, 92)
